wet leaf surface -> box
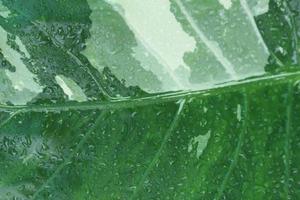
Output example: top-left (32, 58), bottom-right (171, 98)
top-left (0, 0), bottom-right (300, 199)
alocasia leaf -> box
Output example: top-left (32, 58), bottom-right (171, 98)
top-left (256, 0), bottom-right (300, 68)
top-left (0, 0), bottom-right (300, 199)
top-left (84, 0), bottom-right (271, 92)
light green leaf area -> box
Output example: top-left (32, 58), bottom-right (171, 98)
top-left (0, 3), bottom-right (42, 104)
top-left (55, 75), bottom-right (87, 102)
top-left (0, 0), bottom-right (300, 200)
top-left (84, 0), bottom-right (270, 92)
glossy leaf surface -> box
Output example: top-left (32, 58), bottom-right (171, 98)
top-left (0, 0), bottom-right (300, 199)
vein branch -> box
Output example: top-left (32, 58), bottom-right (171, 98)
top-left (215, 91), bottom-right (248, 199)
top-left (111, 6), bottom-right (184, 89)
top-left (283, 0), bottom-right (299, 64)
top-left (284, 82), bottom-right (293, 198)
top-left (239, 0), bottom-right (270, 54)
top-left (174, 0), bottom-right (238, 79)
top-left (0, 8), bottom-right (112, 100)
top-left (31, 20), bottom-right (112, 100)
top-left (129, 99), bottom-right (186, 199)
top-left (30, 111), bottom-right (107, 200)
top-left (0, 110), bottom-right (22, 128)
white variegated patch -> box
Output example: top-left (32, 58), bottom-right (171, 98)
top-left (188, 131), bottom-right (211, 159)
top-left (55, 75), bottom-right (87, 102)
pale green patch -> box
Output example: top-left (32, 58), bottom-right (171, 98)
top-left (237, 104), bottom-right (242, 121)
top-left (171, 0), bottom-right (269, 84)
top-left (15, 36), bottom-right (30, 58)
top-left (0, 26), bottom-right (42, 104)
top-left (84, 0), bottom-right (271, 94)
top-left (83, 0), bottom-right (162, 93)
top-left (218, 0), bottom-right (233, 10)
top-left (188, 131), bottom-right (211, 159)
top-left (247, 0), bottom-right (270, 16)
top-left (55, 75), bottom-right (87, 102)
top-left (0, 70), bottom-right (36, 105)
top-left (133, 40), bottom-right (180, 92)
top-left (0, 1), bottom-right (11, 18)
top-left (107, 0), bottom-right (196, 90)
top-left (0, 28), bottom-right (41, 93)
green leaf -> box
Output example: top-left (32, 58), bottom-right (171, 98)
top-left (84, 0), bottom-right (271, 92)
top-left (0, 0), bottom-right (300, 199)
top-left (256, 0), bottom-right (300, 68)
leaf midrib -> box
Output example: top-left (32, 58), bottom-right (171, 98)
top-left (0, 71), bottom-right (299, 113)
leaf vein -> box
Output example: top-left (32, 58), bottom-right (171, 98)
top-left (239, 0), bottom-right (270, 54)
top-left (0, 8), bottom-right (111, 99)
top-left (0, 110), bottom-right (22, 129)
top-left (30, 111), bottom-right (107, 200)
top-left (174, 0), bottom-right (238, 79)
top-left (284, 82), bottom-right (293, 198)
top-left (0, 72), bottom-right (299, 113)
top-left (215, 92), bottom-right (248, 199)
top-left (129, 99), bottom-right (186, 199)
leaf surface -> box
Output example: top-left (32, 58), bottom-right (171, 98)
top-left (0, 0), bottom-right (300, 199)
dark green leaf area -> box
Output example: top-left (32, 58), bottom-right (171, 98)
top-left (0, 80), bottom-right (299, 199)
top-left (257, 0), bottom-right (300, 70)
